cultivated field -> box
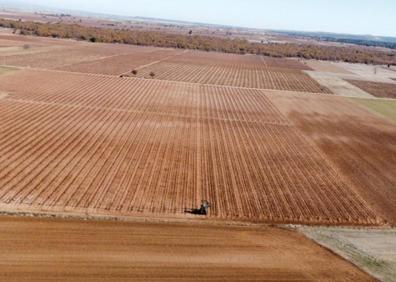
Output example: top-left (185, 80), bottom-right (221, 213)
top-left (0, 34), bottom-right (332, 93)
top-left (0, 216), bottom-right (374, 281)
top-left (300, 226), bottom-right (396, 282)
top-left (0, 69), bottom-right (379, 225)
top-left (1, 20), bottom-right (396, 282)
top-left (347, 79), bottom-right (396, 99)
top-left (133, 51), bottom-right (332, 93)
top-left (269, 92), bottom-right (396, 225)
top-left (58, 49), bottom-right (184, 75)
top-left (0, 34), bottom-right (395, 228)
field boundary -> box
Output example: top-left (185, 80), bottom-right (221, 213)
top-left (0, 205), bottom-right (384, 229)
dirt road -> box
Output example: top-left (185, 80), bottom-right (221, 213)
top-left (0, 216), bottom-right (373, 281)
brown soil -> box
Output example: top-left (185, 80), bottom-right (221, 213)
top-left (306, 60), bottom-right (353, 74)
top-left (58, 49), bottom-right (184, 75)
top-left (347, 80), bottom-right (396, 99)
top-left (1, 35), bottom-right (329, 92)
top-left (133, 51), bottom-right (330, 93)
top-left (0, 70), bottom-right (378, 225)
top-left (268, 92), bottom-right (396, 225)
top-left (0, 216), bottom-right (375, 281)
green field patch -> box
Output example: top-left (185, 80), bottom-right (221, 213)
top-left (351, 98), bottom-right (396, 122)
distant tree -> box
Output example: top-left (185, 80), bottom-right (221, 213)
top-left (149, 72), bottom-right (155, 79)
top-left (131, 70), bottom-right (138, 75)
top-left (1, 18), bottom-right (395, 66)
top-left (188, 30), bottom-right (193, 35)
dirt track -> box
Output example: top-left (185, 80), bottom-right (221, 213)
top-left (0, 216), bottom-right (374, 281)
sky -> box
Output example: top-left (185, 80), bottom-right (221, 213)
top-left (12, 0), bottom-right (396, 37)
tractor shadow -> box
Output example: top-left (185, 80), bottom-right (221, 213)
top-left (184, 208), bottom-right (207, 216)
top-left (184, 201), bottom-right (211, 216)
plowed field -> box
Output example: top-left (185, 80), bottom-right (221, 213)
top-left (132, 51), bottom-right (331, 93)
top-left (0, 70), bottom-right (378, 225)
top-left (0, 35), bottom-right (331, 93)
top-left (268, 92), bottom-right (396, 225)
top-left (0, 38), bottom-right (174, 71)
top-left (347, 80), bottom-right (396, 99)
top-left (57, 49), bottom-right (184, 75)
top-left (0, 216), bottom-right (374, 281)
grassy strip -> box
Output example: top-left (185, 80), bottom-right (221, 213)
top-left (0, 66), bottom-right (17, 75)
top-left (350, 97), bottom-right (396, 122)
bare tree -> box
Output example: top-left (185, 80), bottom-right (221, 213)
top-left (149, 72), bottom-right (155, 79)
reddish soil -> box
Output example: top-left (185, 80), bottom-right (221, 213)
top-left (268, 92), bottom-right (396, 225)
top-left (347, 80), bottom-right (396, 99)
top-left (134, 51), bottom-right (330, 93)
top-left (0, 216), bottom-right (374, 281)
top-left (0, 34), bottom-right (175, 71)
top-left (0, 70), bottom-right (378, 225)
top-left (1, 35), bottom-right (330, 93)
top-left (58, 49), bottom-right (184, 75)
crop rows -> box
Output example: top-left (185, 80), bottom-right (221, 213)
top-left (160, 51), bottom-right (312, 70)
top-left (0, 70), bottom-right (378, 224)
top-left (0, 43), bottom-right (163, 70)
top-left (136, 62), bottom-right (331, 93)
top-left (0, 69), bottom-right (289, 124)
top-left (57, 49), bottom-right (183, 75)
top-left (268, 92), bottom-right (396, 225)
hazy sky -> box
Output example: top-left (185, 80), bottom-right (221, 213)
top-left (18, 0), bottom-right (396, 37)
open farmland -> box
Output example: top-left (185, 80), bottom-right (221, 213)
top-left (347, 79), bottom-right (396, 99)
top-left (0, 216), bottom-right (375, 281)
top-left (269, 92), bottom-right (396, 225)
top-left (0, 33), bottom-right (183, 72)
top-left (300, 226), bottom-right (396, 282)
top-left (0, 69), bottom-right (379, 225)
top-left (0, 34), bottom-right (332, 93)
top-left (133, 51), bottom-right (332, 93)
top-left (0, 44), bottom-right (169, 70)
top-left (58, 49), bottom-right (185, 75)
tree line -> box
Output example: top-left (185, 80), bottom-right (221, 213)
top-left (1, 18), bottom-right (395, 65)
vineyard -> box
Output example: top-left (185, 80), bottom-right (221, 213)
top-left (0, 34), bottom-right (332, 93)
top-left (58, 49), bottom-right (184, 75)
top-left (135, 61), bottom-right (331, 92)
top-left (0, 69), bottom-right (379, 225)
top-left (130, 51), bottom-right (331, 93)
top-left (269, 92), bottom-right (396, 225)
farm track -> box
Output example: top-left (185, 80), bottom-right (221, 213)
top-left (0, 70), bottom-right (380, 225)
top-left (0, 38), bottom-right (330, 93)
top-left (58, 49), bottom-right (185, 75)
